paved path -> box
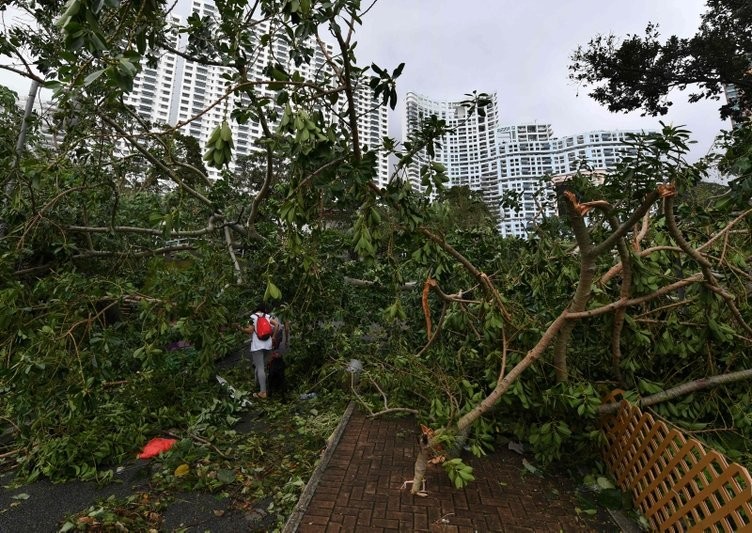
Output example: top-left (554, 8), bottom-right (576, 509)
top-left (293, 410), bottom-right (617, 532)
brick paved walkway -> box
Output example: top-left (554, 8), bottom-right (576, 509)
top-left (292, 409), bottom-right (617, 532)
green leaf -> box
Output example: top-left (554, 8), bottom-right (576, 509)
top-left (217, 469), bottom-right (235, 484)
top-left (220, 121), bottom-right (232, 141)
top-left (264, 280), bottom-right (282, 301)
top-left (83, 69), bottom-right (106, 86)
top-left (117, 57), bottom-right (137, 77)
top-left (89, 32), bottom-right (107, 52)
top-left (268, 281), bottom-right (281, 299)
top-left (55, 0), bottom-right (80, 27)
top-left (107, 67), bottom-right (132, 91)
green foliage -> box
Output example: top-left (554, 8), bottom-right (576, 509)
top-left (49, 389), bottom-right (348, 530)
top-left (369, 62), bottom-right (404, 110)
top-left (203, 121), bottom-right (234, 168)
top-left (717, 125), bottom-right (752, 208)
top-left (1, 0), bottom-right (751, 499)
top-left (349, 124), bottom-right (751, 472)
top-left (443, 457), bottom-right (475, 489)
top-left (569, 1), bottom-right (752, 122)
top-left (434, 185), bottom-right (497, 231)
top-left (577, 473), bottom-right (633, 516)
top-left (59, 493), bottom-right (165, 532)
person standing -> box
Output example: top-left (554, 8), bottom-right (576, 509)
top-left (241, 304), bottom-right (278, 399)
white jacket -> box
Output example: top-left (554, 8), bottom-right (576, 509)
top-left (250, 312), bottom-right (273, 351)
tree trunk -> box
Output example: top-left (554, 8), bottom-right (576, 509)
top-left (1, 80), bottom-right (39, 239)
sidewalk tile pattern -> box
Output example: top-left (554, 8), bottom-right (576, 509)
top-left (298, 411), bottom-right (615, 532)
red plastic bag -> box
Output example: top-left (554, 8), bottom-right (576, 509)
top-left (137, 437), bottom-right (177, 459)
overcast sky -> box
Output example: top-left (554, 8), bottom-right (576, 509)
top-left (352, 0), bottom-right (728, 161)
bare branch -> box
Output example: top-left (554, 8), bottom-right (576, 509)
top-left (599, 369), bottom-right (752, 415)
top-left (697, 207), bottom-right (752, 252)
top-left (102, 116), bottom-right (214, 207)
top-left (566, 273), bottom-right (705, 319)
top-left (344, 276), bottom-right (417, 290)
top-left (17, 186), bottom-right (86, 249)
top-left (246, 93), bottom-right (277, 230)
top-left (415, 303), bottom-right (448, 358)
top-left (664, 196), bottom-right (752, 337)
top-left (633, 211), bottom-right (650, 251)
top-left (600, 246), bottom-right (685, 286)
top-left (65, 224), bottom-right (219, 237)
top-left (591, 190), bottom-right (660, 257)
top-left (224, 225), bottom-right (243, 285)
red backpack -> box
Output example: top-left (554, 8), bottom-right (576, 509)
top-left (254, 313), bottom-right (273, 341)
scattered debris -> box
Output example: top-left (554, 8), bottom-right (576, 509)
top-left (522, 458), bottom-right (543, 476)
top-left (508, 441), bottom-right (525, 454)
top-left (216, 375), bottom-right (252, 407)
top-left (433, 512), bottom-right (455, 525)
top-left (346, 359), bottom-right (363, 374)
top-left (137, 437), bottom-right (177, 459)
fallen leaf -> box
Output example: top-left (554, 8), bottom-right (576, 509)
top-left (522, 458), bottom-right (541, 475)
top-left (507, 441), bottom-right (525, 455)
top-left (217, 469), bottom-right (235, 484)
top-left (174, 463), bottom-right (190, 477)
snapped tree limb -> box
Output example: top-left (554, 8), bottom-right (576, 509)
top-left (599, 368), bottom-right (752, 415)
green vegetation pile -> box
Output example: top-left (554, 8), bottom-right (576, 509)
top-left (0, 0), bottom-right (750, 521)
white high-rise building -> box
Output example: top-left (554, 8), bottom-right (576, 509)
top-left (122, 0), bottom-right (389, 184)
top-left (404, 92), bottom-right (500, 210)
top-left (497, 124), bottom-right (639, 237)
top-left (126, 18), bottom-right (182, 127)
top-left (356, 83), bottom-right (390, 187)
top-left (403, 91), bottom-right (643, 237)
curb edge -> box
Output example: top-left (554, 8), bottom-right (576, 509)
top-left (282, 401), bottom-right (355, 533)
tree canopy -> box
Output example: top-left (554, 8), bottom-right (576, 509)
top-left (570, 0), bottom-right (752, 122)
top-left (0, 0), bottom-right (750, 515)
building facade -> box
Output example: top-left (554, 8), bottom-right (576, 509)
top-left (355, 83), bottom-right (390, 187)
top-left (122, 0), bottom-right (389, 184)
top-left (403, 91), bottom-right (643, 237)
top-left (404, 92), bottom-right (500, 208)
top-left (497, 124), bottom-right (639, 237)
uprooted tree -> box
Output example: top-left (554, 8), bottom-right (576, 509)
top-left (0, 0), bottom-right (750, 497)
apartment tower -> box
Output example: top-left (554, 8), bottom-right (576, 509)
top-left (123, 0), bottom-right (389, 184)
top-left (404, 91), bottom-right (642, 237)
top-left (404, 92), bottom-right (501, 212)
